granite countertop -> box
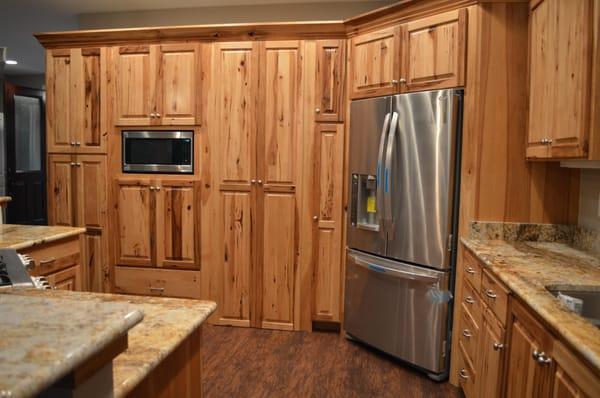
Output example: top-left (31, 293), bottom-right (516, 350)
top-left (3, 289), bottom-right (217, 397)
top-left (0, 224), bottom-right (86, 250)
top-left (0, 292), bottom-right (143, 398)
top-left (461, 236), bottom-right (600, 371)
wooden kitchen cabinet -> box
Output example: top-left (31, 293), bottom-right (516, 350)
top-left (312, 123), bottom-right (344, 322)
top-left (315, 40), bottom-right (345, 122)
top-left (46, 48), bottom-right (106, 153)
top-left (401, 9), bottom-right (467, 92)
top-left (349, 25), bottom-right (401, 99)
top-left (552, 341), bottom-right (600, 398)
top-left (24, 236), bottom-right (83, 291)
top-left (527, 0), bottom-right (595, 159)
top-left (46, 265), bottom-right (82, 291)
top-left (113, 43), bottom-right (200, 126)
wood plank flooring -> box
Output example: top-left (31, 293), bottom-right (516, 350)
top-left (202, 325), bottom-right (461, 398)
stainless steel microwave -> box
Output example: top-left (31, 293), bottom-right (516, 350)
top-left (122, 130), bottom-right (193, 174)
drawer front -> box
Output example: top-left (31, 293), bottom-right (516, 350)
top-left (481, 269), bottom-right (509, 326)
top-left (459, 303), bottom-right (480, 367)
top-left (462, 249), bottom-right (483, 291)
top-left (457, 342), bottom-right (477, 398)
top-left (114, 266), bottom-right (201, 299)
top-left (461, 278), bottom-right (483, 328)
top-left (46, 265), bottom-right (82, 291)
top-left (23, 237), bottom-right (80, 277)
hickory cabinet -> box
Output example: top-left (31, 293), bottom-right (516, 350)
top-left (349, 9), bottom-right (467, 99)
top-left (25, 236), bottom-right (83, 292)
top-left (315, 40), bottom-right (345, 122)
top-left (113, 43), bottom-right (200, 126)
top-left (527, 0), bottom-right (598, 159)
top-left (46, 47), bottom-right (106, 153)
top-left (115, 179), bottom-right (200, 270)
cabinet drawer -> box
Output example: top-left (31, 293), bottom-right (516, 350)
top-left (461, 278), bottom-right (483, 328)
top-left (23, 237), bottom-right (80, 277)
top-left (46, 265), bottom-right (81, 291)
top-left (481, 269), bottom-right (510, 325)
top-left (457, 342), bottom-right (477, 398)
top-left (114, 266), bottom-right (201, 299)
top-left (462, 249), bottom-right (483, 291)
top-left (458, 304), bottom-right (480, 367)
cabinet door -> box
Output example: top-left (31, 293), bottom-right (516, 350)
top-left (47, 154), bottom-right (75, 226)
top-left (46, 49), bottom-right (74, 153)
top-left (75, 155), bottom-right (106, 229)
top-left (258, 41), bottom-right (303, 330)
top-left (350, 26), bottom-right (401, 99)
top-left (401, 9), bottom-right (467, 92)
top-left (155, 180), bottom-right (199, 269)
top-left (115, 179), bottom-right (154, 266)
top-left (315, 40), bottom-right (345, 122)
top-left (114, 45), bottom-right (157, 126)
top-left (478, 309), bottom-right (506, 398)
top-left (157, 43), bottom-right (199, 125)
top-left (81, 231), bottom-right (109, 293)
top-left (552, 340), bottom-right (600, 398)
top-left (527, 0), bottom-right (592, 159)
top-left (505, 299), bottom-right (555, 398)
top-left (312, 124), bottom-right (344, 322)
top-left (46, 265), bottom-right (81, 291)
top-left (210, 42), bottom-right (259, 327)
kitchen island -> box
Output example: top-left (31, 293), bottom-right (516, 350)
top-left (1, 288), bottom-right (216, 397)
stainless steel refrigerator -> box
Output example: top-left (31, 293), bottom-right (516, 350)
top-left (344, 88), bottom-right (463, 380)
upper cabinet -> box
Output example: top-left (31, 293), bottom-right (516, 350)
top-left (46, 48), bottom-right (106, 153)
top-left (113, 43), bottom-right (200, 126)
top-left (527, 0), bottom-right (597, 159)
top-left (349, 26), bottom-right (401, 99)
top-left (401, 9), bottom-right (467, 92)
top-left (315, 40), bottom-right (345, 122)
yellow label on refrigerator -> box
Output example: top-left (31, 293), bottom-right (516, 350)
top-left (367, 196), bottom-right (376, 213)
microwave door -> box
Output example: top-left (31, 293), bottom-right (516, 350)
top-left (347, 96), bottom-right (391, 257)
top-left (386, 90), bottom-right (461, 269)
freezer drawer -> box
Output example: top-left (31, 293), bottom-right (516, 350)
top-left (343, 249), bottom-right (451, 375)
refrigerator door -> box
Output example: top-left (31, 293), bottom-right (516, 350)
top-left (386, 89), bottom-right (462, 269)
top-left (343, 249), bottom-right (451, 374)
top-left (347, 96), bottom-right (391, 257)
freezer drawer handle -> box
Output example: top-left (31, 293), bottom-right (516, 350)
top-left (350, 254), bottom-right (439, 283)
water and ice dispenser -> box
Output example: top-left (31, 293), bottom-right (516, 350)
top-left (350, 173), bottom-right (380, 232)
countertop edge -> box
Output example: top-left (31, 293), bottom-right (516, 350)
top-left (6, 227), bottom-right (87, 251)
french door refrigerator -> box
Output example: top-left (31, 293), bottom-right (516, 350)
top-left (344, 88), bottom-right (463, 380)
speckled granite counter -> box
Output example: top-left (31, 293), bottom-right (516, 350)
top-left (0, 292), bottom-right (143, 398)
top-left (0, 224), bottom-right (86, 250)
top-left (461, 233), bottom-right (600, 371)
top-left (2, 289), bottom-right (217, 397)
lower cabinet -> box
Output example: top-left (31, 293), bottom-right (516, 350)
top-left (23, 236), bottom-right (83, 291)
top-left (114, 266), bottom-right (201, 299)
top-left (46, 265), bottom-right (82, 291)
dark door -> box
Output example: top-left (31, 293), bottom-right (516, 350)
top-left (4, 83), bottom-right (47, 225)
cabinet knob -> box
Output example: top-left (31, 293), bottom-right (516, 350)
top-left (155, 186), bottom-right (161, 191)
top-left (547, 138), bottom-right (553, 145)
top-left (75, 141), bottom-right (81, 146)
top-left (70, 141), bottom-right (76, 146)
top-left (257, 180), bottom-right (263, 185)
top-left (149, 186), bottom-right (155, 191)
top-left (392, 79), bottom-right (399, 85)
top-left (493, 342), bottom-right (505, 351)
top-left (532, 350), bottom-right (552, 365)
top-left (76, 162), bottom-right (81, 167)
top-left (313, 216), bottom-right (318, 221)
top-left (150, 112), bottom-right (156, 118)
top-left (399, 78), bottom-right (407, 84)
top-left (315, 108), bottom-right (321, 114)
top-left (251, 179), bottom-right (256, 184)
top-left (155, 113), bottom-right (161, 118)
top-left (70, 162), bottom-right (76, 167)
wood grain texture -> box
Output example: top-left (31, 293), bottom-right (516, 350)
top-left (315, 40), bottom-right (346, 122)
top-left (47, 154), bottom-right (75, 226)
top-left (202, 324), bottom-right (461, 397)
top-left (553, 340), bottom-right (600, 398)
top-left (81, 231), bottom-right (110, 293)
top-left (75, 155), bottom-right (107, 229)
top-left (45, 264), bottom-right (82, 291)
top-left (115, 179), bottom-right (153, 266)
top-left (114, 266), bottom-right (202, 299)
top-left (46, 49), bottom-right (73, 153)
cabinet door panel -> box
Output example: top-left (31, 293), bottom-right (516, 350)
top-left (262, 41), bottom-right (303, 186)
top-left (156, 181), bottom-right (198, 269)
top-left (402, 9), bottom-right (466, 92)
top-left (220, 191), bottom-right (253, 327)
top-left (46, 265), bottom-right (81, 291)
top-left (315, 40), bottom-right (345, 122)
top-left (478, 309), bottom-right (506, 398)
top-left (82, 232), bottom-right (109, 293)
top-left (46, 49), bottom-right (73, 152)
top-left (75, 155), bottom-right (106, 229)
top-left (114, 46), bottom-right (156, 126)
top-left (48, 154), bottom-right (74, 226)
top-left (313, 124), bottom-right (344, 321)
top-left (261, 192), bottom-right (296, 330)
top-left (350, 26), bottom-right (401, 99)
top-left (79, 48), bottom-right (104, 152)
top-left (116, 180), bottom-right (153, 266)
top-left (159, 44), bottom-right (199, 125)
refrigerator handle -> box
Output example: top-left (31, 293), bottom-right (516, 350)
top-left (377, 112), bottom-right (391, 234)
top-left (349, 253), bottom-right (440, 283)
top-left (384, 111), bottom-right (399, 238)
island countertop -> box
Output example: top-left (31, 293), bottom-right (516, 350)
top-left (0, 291), bottom-right (144, 398)
top-left (461, 237), bottom-right (600, 372)
top-left (2, 289), bottom-right (217, 397)
top-left (0, 224), bottom-right (86, 250)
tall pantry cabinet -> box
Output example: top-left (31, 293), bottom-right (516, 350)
top-left (46, 47), bottom-right (109, 293)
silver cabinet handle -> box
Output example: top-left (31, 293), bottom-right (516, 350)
top-left (391, 79), bottom-right (399, 85)
top-left (70, 162), bottom-right (76, 167)
top-left (532, 350), bottom-right (552, 365)
top-left (547, 138), bottom-right (553, 144)
top-left (459, 369), bottom-right (469, 380)
top-left (155, 186), bottom-right (161, 191)
top-left (150, 112), bottom-right (155, 118)
top-left (155, 113), bottom-right (161, 118)
top-left (313, 216), bottom-right (318, 221)
top-left (493, 342), bottom-right (505, 351)
top-left (464, 296), bottom-right (475, 304)
top-left (485, 289), bottom-right (497, 299)
top-left (40, 257), bottom-right (56, 266)
top-left (465, 267), bottom-right (476, 275)
top-left (399, 78), bottom-right (407, 84)
top-left (75, 162), bottom-right (81, 167)
top-left (70, 141), bottom-right (76, 146)
top-left (257, 180), bottom-right (263, 185)
top-left (462, 329), bottom-right (472, 338)
top-left (315, 108), bottom-right (321, 114)
top-left (149, 286), bottom-right (164, 293)
top-left (149, 186), bottom-right (155, 191)
top-left (75, 141), bottom-right (81, 146)
top-left (251, 179), bottom-right (256, 184)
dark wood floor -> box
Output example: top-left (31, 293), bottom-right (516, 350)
top-left (202, 324), bottom-right (461, 398)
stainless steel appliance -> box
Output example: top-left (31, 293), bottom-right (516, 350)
top-left (344, 89), bottom-right (463, 380)
top-left (122, 130), bottom-right (193, 174)
top-left (0, 249), bottom-right (51, 289)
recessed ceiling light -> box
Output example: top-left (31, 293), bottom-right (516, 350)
top-left (5, 60), bottom-right (17, 65)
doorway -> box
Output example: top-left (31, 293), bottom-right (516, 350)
top-left (4, 83), bottom-right (47, 225)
